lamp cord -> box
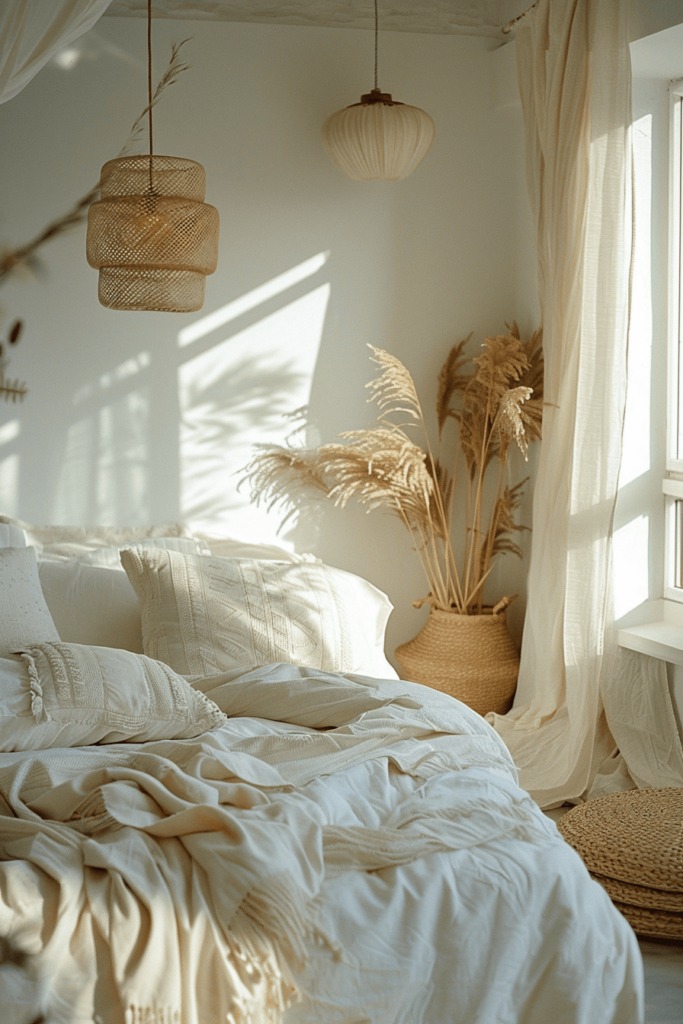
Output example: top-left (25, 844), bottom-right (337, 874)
top-left (147, 0), bottom-right (153, 191)
top-left (374, 0), bottom-right (378, 90)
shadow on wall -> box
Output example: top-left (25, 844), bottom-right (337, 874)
top-left (0, 252), bottom-right (331, 542)
top-left (177, 252), bottom-right (330, 542)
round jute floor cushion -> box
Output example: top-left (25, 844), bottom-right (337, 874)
top-left (558, 788), bottom-right (683, 890)
top-left (611, 902), bottom-right (683, 941)
top-left (559, 788), bottom-right (683, 940)
top-left (589, 872), bottom-right (683, 912)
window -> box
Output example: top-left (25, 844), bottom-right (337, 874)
top-left (664, 80), bottom-right (683, 601)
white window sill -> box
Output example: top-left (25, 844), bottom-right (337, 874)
top-left (618, 599), bottom-right (683, 664)
top-left (618, 622), bottom-right (683, 664)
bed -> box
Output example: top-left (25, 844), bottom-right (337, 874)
top-left (0, 517), bottom-right (644, 1024)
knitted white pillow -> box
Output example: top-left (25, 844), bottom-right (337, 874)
top-left (121, 548), bottom-right (398, 680)
top-left (4, 642), bottom-right (226, 749)
top-left (0, 547), bottom-right (60, 656)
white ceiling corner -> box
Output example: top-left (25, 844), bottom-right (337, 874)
top-left (104, 1), bottom-right (529, 37)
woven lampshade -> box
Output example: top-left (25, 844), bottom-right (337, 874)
top-left (86, 155), bottom-right (219, 312)
top-left (322, 89), bottom-right (436, 181)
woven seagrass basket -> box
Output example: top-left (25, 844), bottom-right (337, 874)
top-left (395, 606), bottom-right (519, 716)
top-left (559, 788), bottom-right (683, 940)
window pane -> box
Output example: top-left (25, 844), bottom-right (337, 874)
top-left (677, 99), bottom-right (683, 459)
top-left (676, 500), bottom-right (683, 589)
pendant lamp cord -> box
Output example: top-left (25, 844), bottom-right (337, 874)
top-left (147, 0), bottom-right (154, 191)
top-left (374, 0), bottom-right (378, 90)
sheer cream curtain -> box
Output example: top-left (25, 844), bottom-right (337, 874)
top-left (0, 0), bottom-right (111, 105)
top-left (487, 0), bottom-right (635, 807)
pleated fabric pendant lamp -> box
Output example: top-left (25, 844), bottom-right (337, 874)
top-left (322, 0), bottom-right (435, 181)
top-left (86, 1), bottom-right (219, 312)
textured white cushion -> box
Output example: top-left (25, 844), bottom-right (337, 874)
top-left (0, 642), bottom-right (226, 750)
top-left (121, 549), bottom-right (398, 679)
top-left (0, 547), bottom-right (61, 656)
top-left (38, 561), bottom-right (144, 652)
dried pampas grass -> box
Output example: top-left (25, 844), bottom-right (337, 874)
top-left (248, 324), bottom-right (543, 614)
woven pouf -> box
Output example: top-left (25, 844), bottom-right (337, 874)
top-left (559, 788), bottom-right (683, 940)
top-left (394, 607), bottom-right (519, 716)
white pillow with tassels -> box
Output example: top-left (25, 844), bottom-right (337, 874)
top-left (0, 642), bottom-right (226, 751)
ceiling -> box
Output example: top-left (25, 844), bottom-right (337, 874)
top-left (104, 1), bottom-right (529, 37)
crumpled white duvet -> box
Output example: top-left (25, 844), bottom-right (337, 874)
top-left (0, 664), bottom-right (643, 1024)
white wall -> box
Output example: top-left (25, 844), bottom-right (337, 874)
top-left (0, 19), bottom-right (536, 664)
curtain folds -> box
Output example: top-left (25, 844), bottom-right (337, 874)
top-left (487, 0), bottom-right (634, 807)
top-left (0, 0), bottom-right (111, 105)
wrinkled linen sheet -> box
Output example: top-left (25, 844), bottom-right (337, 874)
top-left (0, 664), bottom-right (643, 1024)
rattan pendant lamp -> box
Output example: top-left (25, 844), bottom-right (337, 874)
top-left (322, 0), bottom-right (435, 181)
top-left (86, 1), bottom-right (219, 312)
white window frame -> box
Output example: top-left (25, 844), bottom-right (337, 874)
top-left (664, 78), bottom-right (683, 602)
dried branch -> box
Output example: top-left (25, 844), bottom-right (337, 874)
top-left (119, 38), bottom-right (193, 157)
top-left (479, 479), bottom-right (528, 579)
top-left (0, 39), bottom-right (193, 289)
top-left (366, 345), bottom-right (423, 423)
top-left (497, 385), bottom-right (533, 462)
top-left (322, 428), bottom-right (437, 528)
top-left (436, 335), bottom-right (471, 438)
top-left (0, 186), bottom-right (100, 287)
top-left (246, 445), bottom-right (330, 526)
top-left (8, 319), bottom-right (23, 345)
top-left (0, 370), bottom-right (28, 402)
top-left (0, 318), bottom-right (26, 402)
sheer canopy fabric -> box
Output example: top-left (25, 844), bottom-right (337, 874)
top-left (487, 0), bottom-right (633, 807)
top-left (0, 0), bottom-right (111, 105)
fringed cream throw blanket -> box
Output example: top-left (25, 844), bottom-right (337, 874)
top-left (0, 664), bottom-right (549, 1024)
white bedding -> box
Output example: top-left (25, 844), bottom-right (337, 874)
top-left (0, 665), bottom-right (643, 1024)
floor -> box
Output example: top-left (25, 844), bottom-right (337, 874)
top-left (641, 939), bottom-right (683, 1024)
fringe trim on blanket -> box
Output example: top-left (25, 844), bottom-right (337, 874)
top-left (384, 794), bottom-right (552, 846)
top-left (236, 872), bottom-right (312, 971)
top-left (122, 906), bottom-right (301, 1024)
top-left (226, 900), bottom-right (301, 1024)
top-left (125, 1005), bottom-right (181, 1024)
top-left (322, 796), bottom-right (553, 874)
top-left (222, 808), bottom-right (549, 1021)
top-left (322, 824), bottom-right (457, 872)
